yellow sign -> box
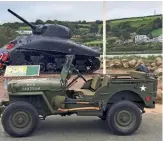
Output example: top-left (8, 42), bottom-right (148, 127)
top-left (4, 65), bottom-right (27, 77)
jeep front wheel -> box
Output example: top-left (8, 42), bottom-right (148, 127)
top-left (107, 100), bottom-right (142, 135)
top-left (1, 101), bottom-right (39, 137)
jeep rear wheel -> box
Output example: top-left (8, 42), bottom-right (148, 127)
top-left (107, 100), bottom-right (142, 135)
top-left (1, 101), bottom-right (39, 137)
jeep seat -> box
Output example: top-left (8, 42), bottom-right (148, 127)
top-left (74, 75), bottom-right (101, 96)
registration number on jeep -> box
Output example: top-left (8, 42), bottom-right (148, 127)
top-left (21, 83), bottom-right (40, 91)
top-left (22, 87), bottom-right (41, 91)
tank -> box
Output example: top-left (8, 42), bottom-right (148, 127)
top-left (0, 9), bottom-right (100, 74)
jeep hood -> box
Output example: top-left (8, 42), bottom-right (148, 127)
top-left (7, 78), bottom-right (62, 93)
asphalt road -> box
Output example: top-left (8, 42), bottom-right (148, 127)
top-left (0, 113), bottom-right (162, 141)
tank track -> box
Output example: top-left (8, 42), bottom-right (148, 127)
top-left (6, 49), bottom-right (100, 74)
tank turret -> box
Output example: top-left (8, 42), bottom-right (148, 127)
top-left (8, 9), bottom-right (71, 38)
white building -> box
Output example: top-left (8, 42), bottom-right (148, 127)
top-left (157, 34), bottom-right (163, 42)
top-left (135, 35), bottom-right (149, 43)
top-left (16, 30), bottom-right (32, 35)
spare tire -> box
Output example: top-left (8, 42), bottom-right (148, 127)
top-left (136, 64), bottom-right (149, 73)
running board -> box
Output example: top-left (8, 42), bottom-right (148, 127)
top-left (58, 107), bottom-right (100, 112)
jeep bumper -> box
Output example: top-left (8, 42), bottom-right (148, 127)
top-left (0, 100), bottom-right (9, 117)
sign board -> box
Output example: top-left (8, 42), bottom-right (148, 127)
top-left (4, 65), bottom-right (40, 77)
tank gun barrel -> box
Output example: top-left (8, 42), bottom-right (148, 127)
top-left (8, 9), bottom-right (36, 30)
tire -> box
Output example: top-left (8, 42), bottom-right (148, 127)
top-left (1, 101), bottom-right (39, 137)
top-left (107, 100), bottom-right (142, 135)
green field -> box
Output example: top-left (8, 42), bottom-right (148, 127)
top-left (19, 26), bottom-right (31, 30)
top-left (109, 15), bottom-right (162, 27)
top-left (85, 40), bottom-right (102, 45)
top-left (152, 28), bottom-right (162, 37)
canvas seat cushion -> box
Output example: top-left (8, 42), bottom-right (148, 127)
top-left (90, 75), bottom-right (101, 90)
top-left (72, 75), bottom-right (101, 96)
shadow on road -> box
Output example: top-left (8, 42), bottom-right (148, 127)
top-left (36, 116), bottom-right (108, 135)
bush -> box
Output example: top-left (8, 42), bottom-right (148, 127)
top-left (0, 26), bottom-right (18, 47)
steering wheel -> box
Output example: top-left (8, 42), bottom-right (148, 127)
top-left (72, 65), bottom-right (87, 82)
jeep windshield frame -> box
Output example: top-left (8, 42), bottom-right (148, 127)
top-left (60, 55), bottom-right (75, 86)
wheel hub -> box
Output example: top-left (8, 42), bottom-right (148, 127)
top-left (11, 111), bottom-right (30, 128)
top-left (115, 110), bottom-right (134, 127)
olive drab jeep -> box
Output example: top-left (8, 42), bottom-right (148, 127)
top-left (0, 55), bottom-right (158, 137)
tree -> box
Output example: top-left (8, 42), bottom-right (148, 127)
top-left (3, 22), bottom-right (20, 30)
top-left (111, 25), bottom-right (121, 37)
top-left (152, 18), bottom-right (162, 29)
top-left (35, 19), bottom-right (44, 25)
top-left (120, 31), bottom-right (130, 40)
top-left (45, 20), bottom-right (54, 24)
top-left (136, 24), bottom-right (152, 35)
top-left (82, 20), bottom-right (86, 24)
top-left (107, 38), bottom-right (116, 45)
top-left (95, 20), bottom-right (102, 24)
top-left (148, 33), bottom-right (153, 39)
top-left (90, 23), bottom-right (98, 34)
top-left (0, 26), bottom-right (18, 47)
top-left (100, 23), bottom-right (111, 34)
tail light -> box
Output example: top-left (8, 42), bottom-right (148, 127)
top-left (6, 43), bottom-right (15, 49)
top-left (145, 96), bottom-right (151, 101)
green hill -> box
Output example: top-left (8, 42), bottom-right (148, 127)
top-left (109, 15), bottom-right (162, 27)
top-left (107, 14), bottom-right (162, 38)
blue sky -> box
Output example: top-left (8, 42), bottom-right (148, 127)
top-left (0, 1), bottom-right (162, 24)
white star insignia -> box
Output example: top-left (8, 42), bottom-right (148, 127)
top-left (140, 85), bottom-right (146, 91)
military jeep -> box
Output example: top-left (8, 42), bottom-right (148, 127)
top-left (0, 55), bottom-right (158, 137)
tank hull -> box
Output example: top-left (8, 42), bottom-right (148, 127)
top-left (0, 35), bottom-right (101, 74)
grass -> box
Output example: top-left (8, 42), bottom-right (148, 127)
top-left (85, 40), bottom-right (102, 45)
top-left (110, 15), bottom-right (161, 24)
top-left (151, 28), bottom-right (162, 37)
top-left (19, 26), bottom-right (31, 30)
top-left (78, 24), bottom-right (91, 27)
top-left (102, 55), bottom-right (162, 60)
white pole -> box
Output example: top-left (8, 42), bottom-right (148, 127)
top-left (103, 1), bottom-right (106, 74)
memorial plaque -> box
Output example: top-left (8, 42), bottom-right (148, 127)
top-left (4, 65), bottom-right (40, 77)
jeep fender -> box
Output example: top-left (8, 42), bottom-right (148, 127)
top-left (105, 89), bottom-right (153, 108)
